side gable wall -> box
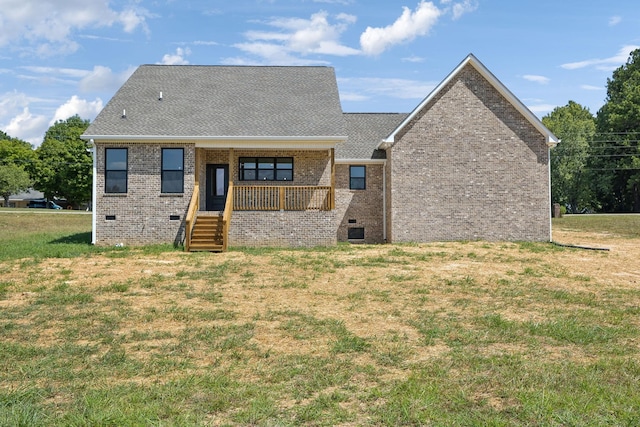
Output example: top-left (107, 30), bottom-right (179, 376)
top-left (388, 64), bottom-right (551, 242)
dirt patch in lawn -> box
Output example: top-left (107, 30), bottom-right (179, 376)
top-left (1, 227), bottom-right (638, 379)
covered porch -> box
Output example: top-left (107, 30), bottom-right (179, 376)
top-left (185, 147), bottom-right (336, 251)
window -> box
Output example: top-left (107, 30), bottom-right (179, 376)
top-left (349, 165), bottom-right (366, 190)
top-left (162, 148), bottom-right (184, 193)
top-left (348, 227), bottom-right (365, 240)
top-left (239, 157), bottom-right (293, 181)
top-left (105, 148), bottom-right (127, 193)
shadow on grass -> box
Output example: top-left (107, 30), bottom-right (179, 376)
top-left (49, 232), bottom-right (93, 245)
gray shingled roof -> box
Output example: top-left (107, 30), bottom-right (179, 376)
top-left (337, 113), bottom-right (408, 160)
top-left (84, 65), bottom-right (345, 138)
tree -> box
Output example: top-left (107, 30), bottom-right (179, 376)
top-left (542, 101), bottom-right (597, 213)
top-left (33, 115), bottom-right (92, 207)
top-left (596, 48), bottom-right (640, 212)
top-left (0, 164), bottom-right (31, 207)
top-left (0, 133), bottom-right (36, 168)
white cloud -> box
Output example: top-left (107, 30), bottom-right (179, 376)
top-left (338, 76), bottom-right (437, 100)
top-left (232, 11), bottom-right (359, 65)
top-left (523, 74), bottom-right (550, 84)
top-left (0, 0), bottom-right (151, 56)
top-left (16, 64), bottom-right (134, 93)
top-left (50, 95), bottom-right (103, 124)
top-left (451, 0), bottom-right (478, 20)
top-left (158, 47), bottom-right (191, 65)
top-left (581, 84), bottom-right (603, 91)
top-left (119, 8), bottom-right (149, 34)
top-left (20, 66), bottom-right (89, 79)
top-left (3, 107), bottom-right (49, 145)
top-left (79, 66), bottom-right (136, 92)
top-left (526, 103), bottom-right (557, 115)
top-left (0, 90), bottom-right (106, 144)
top-left (339, 92), bottom-right (369, 102)
top-left (402, 55), bottom-right (426, 63)
top-left (203, 9), bottom-right (223, 16)
top-left (193, 40), bottom-right (219, 46)
top-left (561, 45), bottom-right (640, 71)
top-left (609, 16), bottom-right (622, 26)
top-left (229, 43), bottom-right (330, 66)
top-left (0, 90), bottom-right (32, 122)
top-left (313, 0), bottom-right (353, 4)
top-left (360, 1), bottom-right (442, 56)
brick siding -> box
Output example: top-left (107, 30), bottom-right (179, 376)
top-left (93, 63), bottom-right (552, 248)
top-left (388, 64), bottom-right (551, 242)
top-left (229, 210), bottom-right (337, 247)
top-left (204, 148), bottom-right (336, 246)
top-left (335, 163), bottom-right (385, 244)
top-left (94, 142), bottom-right (195, 246)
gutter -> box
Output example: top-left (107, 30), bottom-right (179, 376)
top-left (334, 158), bottom-right (386, 164)
top-left (81, 135), bottom-right (347, 150)
top-left (81, 134), bottom-right (348, 142)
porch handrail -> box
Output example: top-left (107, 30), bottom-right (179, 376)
top-left (184, 183), bottom-right (199, 251)
top-left (222, 181), bottom-right (234, 251)
top-left (233, 185), bottom-right (331, 211)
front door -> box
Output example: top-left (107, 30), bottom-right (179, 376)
top-left (206, 164), bottom-right (229, 211)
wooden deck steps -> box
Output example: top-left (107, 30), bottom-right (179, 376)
top-left (188, 215), bottom-right (225, 252)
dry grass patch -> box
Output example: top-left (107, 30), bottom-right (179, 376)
top-left (1, 217), bottom-right (640, 425)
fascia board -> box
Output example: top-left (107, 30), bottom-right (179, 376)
top-left (195, 139), bottom-right (342, 149)
top-left (334, 158), bottom-right (386, 164)
top-left (82, 135), bottom-right (347, 149)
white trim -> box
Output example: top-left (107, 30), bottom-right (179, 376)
top-left (90, 139), bottom-right (97, 245)
top-left (194, 139), bottom-right (341, 149)
top-left (335, 158), bottom-right (386, 164)
top-left (383, 161), bottom-right (387, 242)
top-left (548, 146), bottom-right (553, 242)
top-left (82, 134), bottom-right (345, 142)
top-left (380, 54), bottom-right (559, 146)
top-left (81, 135), bottom-right (346, 150)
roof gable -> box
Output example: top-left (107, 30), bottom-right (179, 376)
top-left (381, 54), bottom-right (559, 147)
top-left (84, 65), bottom-right (345, 142)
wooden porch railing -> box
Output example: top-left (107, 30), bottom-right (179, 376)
top-left (222, 181), bottom-right (234, 251)
top-left (184, 183), bottom-right (200, 251)
top-left (233, 185), bottom-right (332, 211)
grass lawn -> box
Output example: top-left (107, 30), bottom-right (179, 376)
top-left (1, 211), bottom-right (639, 425)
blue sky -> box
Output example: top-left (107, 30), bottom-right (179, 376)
top-left (1, 0), bottom-right (638, 145)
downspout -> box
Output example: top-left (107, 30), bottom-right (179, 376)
top-left (383, 160), bottom-right (387, 243)
top-left (90, 139), bottom-right (97, 245)
top-left (547, 144), bottom-right (553, 242)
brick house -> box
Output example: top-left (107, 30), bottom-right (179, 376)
top-left (82, 54), bottom-right (558, 250)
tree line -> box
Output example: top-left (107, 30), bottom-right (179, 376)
top-left (0, 116), bottom-right (91, 208)
top-left (544, 48), bottom-right (640, 213)
top-left (2, 50), bottom-right (640, 212)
